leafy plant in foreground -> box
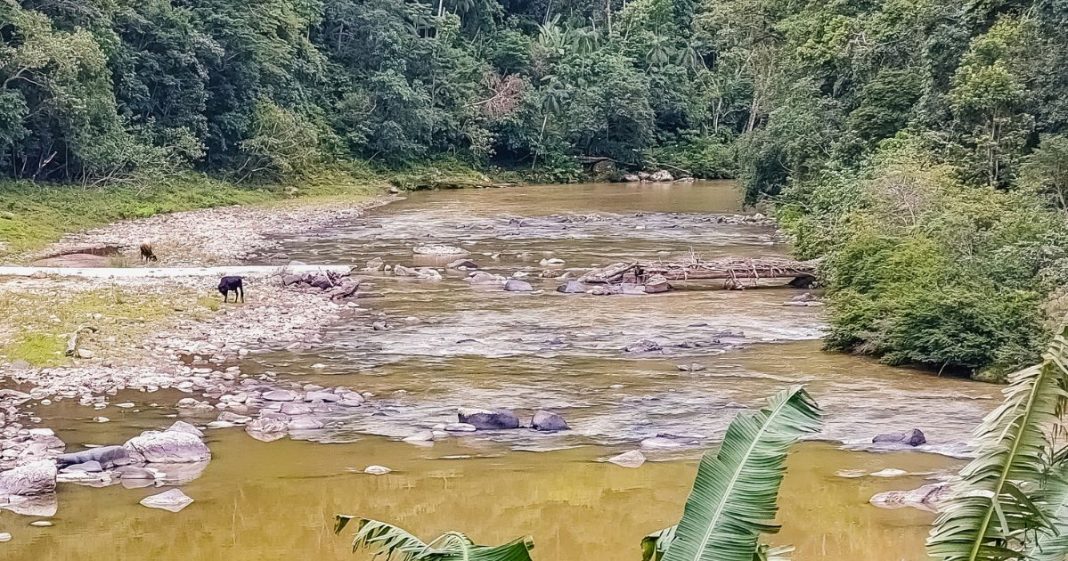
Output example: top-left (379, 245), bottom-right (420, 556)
top-left (334, 386), bottom-right (821, 561)
top-left (333, 516), bottom-right (534, 561)
top-left (642, 386), bottom-right (823, 561)
top-left (927, 327), bottom-right (1068, 561)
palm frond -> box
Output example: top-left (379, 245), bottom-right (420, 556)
top-left (644, 526), bottom-right (791, 561)
top-left (927, 327), bottom-right (1068, 561)
top-left (335, 516), bottom-right (534, 561)
top-left (1025, 469), bottom-right (1068, 561)
top-left (660, 385), bottom-right (823, 561)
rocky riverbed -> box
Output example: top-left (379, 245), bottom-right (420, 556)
top-left (0, 195), bottom-right (394, 512)
top-left (21, 196), bottom-right (396, 266)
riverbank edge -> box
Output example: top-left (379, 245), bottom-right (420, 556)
top-left (0, 160), bottom-right (512, 260)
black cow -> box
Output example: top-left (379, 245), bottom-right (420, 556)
top-left (218, 276), bottom-right (245, 303)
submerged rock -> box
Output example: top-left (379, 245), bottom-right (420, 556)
top-left (413, 244), bottom-right (467, 256)
top-left (873, 429), bottom-right (926, 447)
top-left (870, 483), bottom-right (949, 513)
top-left (458, 408), bottom-right (520, 430)
top-left (245, 417), bottom-right (288, 442)
top-left (364, 465), bottom-right (392, 475)
top-left (607, 450), bottom-right (646, 468)
top-left (556, 280), bottom-right (587, 294)
top-left (444, 423), bottom-right (478, 432)
top-left (447, 259), bottom-right (479, 269)
top-left (466, 271), bottom-right (506, 284)
top-left (503, 279), bottom-right (533, 292)
top-left (0, 461), bottom-right (57, 496)
top-left (624, 339), bottom-right (662, 353)
top-left (530, 411), bottom-right (569, 432)
top-left (402, 431), bottom-right (436, 444)
top-left (140, 489), bottom-right (194, 513)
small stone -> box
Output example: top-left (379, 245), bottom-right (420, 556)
top-left (608, 451), bottom-right (646, 468)
top-left (29, 521), bottom-right (52, 527)
top-left (262, 390), bottom-right (298, 402)
top-left (364, 465), bottom-right (392, 475)
top-left (402, 431), bottom-right (435, 444)
top-left (870, 468), bottom-right (909, 478)
top-left (140, 489), bottom-right (194, 513)
top-left (0, 533), bottom-right (10, 542)
top-left (76, 349), bottom-right (94, 359)
top-left (444, 423), bottom-right (478, 432)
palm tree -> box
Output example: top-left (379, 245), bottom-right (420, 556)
top-left (334, 517), bottom-right (535, 561)
top-left (927, 327), bottom-right (1068, 561)
top-left (642, 386), bottom-right (823, 561)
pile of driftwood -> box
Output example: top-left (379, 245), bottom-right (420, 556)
top-left (579, 257), bottom-right (819, 289)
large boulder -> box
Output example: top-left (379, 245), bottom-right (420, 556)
top-left (0, 460), bottom-right (57, 496)
top-left (873, 429), bottom-right (926, 447)
top-left (649, 170), bottom-right (674, 182)
top-left (123, 431), bottom-right (211, 463)
top-left (56, 445), bottom-right (130, 469)
top-left (457, 408), bottom-right (520, 430)
top-left (530, 411), bottom-right (569, 432)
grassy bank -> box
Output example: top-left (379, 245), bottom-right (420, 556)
top-left (0, 285), bottom-right (218, 367)
top-left (0, 160), bottom-right (502, 258)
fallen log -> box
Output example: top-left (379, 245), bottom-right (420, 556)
top-left (580, 257), bottom-right (819, 288)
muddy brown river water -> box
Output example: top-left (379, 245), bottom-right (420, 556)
top-left (3, 181), bottom-right (1000, 560)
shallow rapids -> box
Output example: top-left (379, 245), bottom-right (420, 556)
top-left (3, 181), bottom-right (1001, 561)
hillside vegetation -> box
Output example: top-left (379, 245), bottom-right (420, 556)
top-left (2, 0), bottom-right (1067, 377)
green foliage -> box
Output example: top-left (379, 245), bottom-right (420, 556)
top-left (334, 516), bottom-right (535, 561)
top-left (647, 136), bottom-right (736, 179)
top-left (656, 386), bottom-right (822, 561)
top-left (334, 387), bottom-right (818, 561)
top-left (927, 327), bottom-right (1068, 561)
top-left (795, 139), bottom-right (1068, 377)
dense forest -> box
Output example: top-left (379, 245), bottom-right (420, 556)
top-left (2, 0), bottom-right (1068, 378)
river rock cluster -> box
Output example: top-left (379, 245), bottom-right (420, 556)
top-left (403, 408), bottom-right (571, 439)
top-left (0, 422), bottom-right (211, 517)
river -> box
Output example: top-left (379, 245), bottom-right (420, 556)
top-left (2, 181), bottom-right (999, 560)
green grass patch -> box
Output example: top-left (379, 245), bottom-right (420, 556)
top-left (6, 332), bottom-right (66, 367)
top-left (0, 169), bottom-right (389, 257)
top-left (0, 286), bottom-right (220, 367)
